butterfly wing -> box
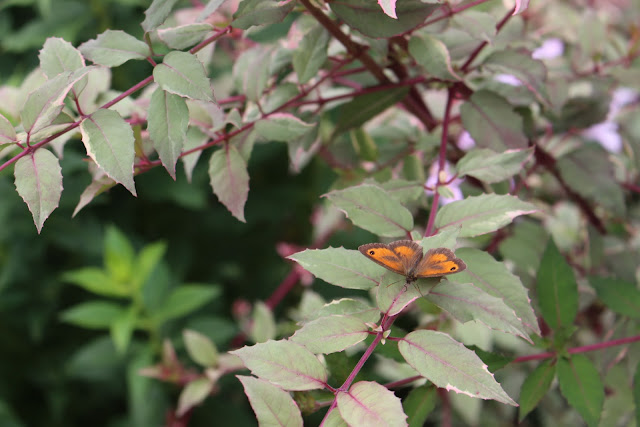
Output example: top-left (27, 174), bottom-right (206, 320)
top-left (414, 248), bottom-right (466, 278)
top-left (358, 241), bottom-right (421, 276)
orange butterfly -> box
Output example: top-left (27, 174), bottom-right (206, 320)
top-left (358, 240), bottom-right (466, 283)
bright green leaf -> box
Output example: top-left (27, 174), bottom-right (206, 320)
top-left (153, 284), bottom-right (221, 322)
top-left (60, 301), bottom-right (125, 329)
top-left (110, 306), bottom-right (137, 354)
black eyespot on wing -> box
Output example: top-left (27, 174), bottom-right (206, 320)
top-left (369, 250), bottom-right (375, 255)
top-left (450, 266), bottom-right (457, 271)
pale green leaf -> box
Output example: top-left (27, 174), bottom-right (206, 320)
top-left (426, 280), bottom-right (532, 343)
top-left (22, 68), bottom-right (91, 134)
top-left (290, 315), bottom-right (368, 354)
top-left (72, 174), bottom-right (116, 217)
top-left (557, 355), bottom-right (604, 427)
top-left (483, 50), bottom-right (548, 105)
top-left (157, 23), bottom-right (213, 50)
top-left (288, 247), bottom-right (381, 290)
top-left (232, 46), bottom-right (272, 102)
top-left (254, 113), bottom-right (314, 142)
top-left (176, 378), bottom-right (214, 416)
top-left (232, 0), bottom-right (295, 30)
top-left (377, 274), bottom-right (439, 316)
top-left (435, 194), bottom-right (537, 237)
top-left (457, 148), bottom-right (533, 183)
top-left (0, 113), bottom-right (17, 145)
top-left (148, 88), bottom-right (189, 179)
top-left (110, 306), bottom-right (136, 354)
top-left (141, 0), bottom-right (180, 32)
top-left (184, 330), bottom-right (219, 367)
top-left (230, 340), bottom-right (327, 391)
top-left (79, 30), bottom-right (150, 66)
top-left (293, 25), bottom-right (330, 84)
top-left (250, 302), bottom-right (276, 343)
top-left (197, 0), bottom-right (227, 22)
top-left (307, 299), bottom-right (379, 324)
top-left (323, 184), bottom-right (413, 238)
top-left (237, 375), bottom-right (303, 427)
top-left (39, 37), bottom-right (84, 78)
top-left (409, 34), bottom-right (461, 81)
top-left (80, 109), bottom-right (136, 195)
top-left (154, 51), bottom-right (214, 102)
top-left (209, 145), bottom-right (250, 222)
top-left (399, 330), bottom-right (517, 405)
top-left (404, 385), bottom-right (437, 427)
top-left (451, 248), bottom-right (540, 335)
top-left (452, 10), bottom-right (497, 43)
top-left (460, 90), bottom-right (528, 150)
top-left (182, 127), bottom-right (208, 182)
top-left (14, 149), bottom-right (62, 233)
top-left (336, 381), bottom-right (407, 427)
top-left (62, 267), bottom-right (129, 297)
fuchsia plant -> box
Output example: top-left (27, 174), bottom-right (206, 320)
top-left (1, 0), bottom-right (640, 425)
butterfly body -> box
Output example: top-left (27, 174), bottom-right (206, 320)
top-left (358, 240), bottom-right (466, 282)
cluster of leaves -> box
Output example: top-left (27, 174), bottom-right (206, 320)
top-left (1, 0), bottom-right (640, 426)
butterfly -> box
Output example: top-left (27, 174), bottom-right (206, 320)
top-left (358, 240), bottom-right (466, 283)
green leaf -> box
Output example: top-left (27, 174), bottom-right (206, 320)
top-left (306, 299), bottom-right (379, 324)
top-left (249, 302), bottom-right (276, 343)
top-left (398, 330), bottom-right (517, 405)
top-left (634, 361), bottom-right (640, 427)
top-left (39, 37), bottom-right (84, 78)
top-left (209, 145), bottom-right (250, 222)
top-left (557, 355), bottom-right (604, 427)
top-left (157, 23), bottom-right (213, 50)
top-left (184, 330), bottom-right (219, 367)
top-left (482, 50), bottom-right (549, 105)
top-left (104, 226), bottom-right (135, 283)
top-left (435, 194), bottom-right (538, 237)
top-left (232, 0), bottom-right (295, 30)
top-left (153, 51), bottom-right (214, 102)
top-left (148, 88), bottom-right (189, 179)
top-left (62, 267), bottom-right (129, 297)
top-left (588, 277), bottom-right (640, 319)
top-left (230, 340), bottom-right (328, 391)
top-left (409, 34), bottom-right (461, 81)
top-left (60, 301), bottom-right (124, 329)
top-left (288, 247), bottom-right (381, 290)
top-left (452, 248), bottom-right (540, 335)
top-left (197, 0), bottom-right (227, 22)
top-left (14, 149), bottom-right (62, 233)
top-left (379, 179), bottom-right (423, 205)
top-left (457, 148), bottom-right (533, 184)
top-left (404, 385), bottom-right (437, 427)
top-left (79, 30), bottom-right (150, 66)
top-left (176, 378), bottom-right (214, 417)
top-left (141, 0), bottom-right (180, 33)
top-left (21, 68), bottom-right (91, 134)
top-left (337, 381), bottom-right (407, 426)
top-left (80, 109), bottom-right (136, 195)
top-left (290, 315), bottom-right (369, 354)
top-left (460, 90), bottom-right (528, 150)
top-left (519, 359), bottom-right (556, 421)
top-left (332, 87), bottom-right (409, 136)
top-left (110, 306), bottom-right (137, 354)
top-left (323, 184), bottom-right (413, 238)
top-left (132, 241), bottom-right (167, 290)
top-left (72, 174), bottom-right (116, 217)
top-left (182, 127), bottom-right (208, 182)
top-left (293, 25), bottom-right (330, 84)
top-left (254, 113), bottom-right (314, 142)
top-left (237, 376), bottom-right (303, 427)
top-left (557, 144), bottom-right (626, 216)
top-left (426, 280), bottom-right (532, 343)
top-left (153, 284), bottom-right (221, 322)
top-left (350, 129), bottom-right (379, 161)
top-left (331, 0), bottom-right (439, 38)
top-left (537, 239), bottom-right (578, 330)
top-left (377, 274), bottom-right (439, 316)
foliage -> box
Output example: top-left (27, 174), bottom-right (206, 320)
top-left (0, 0), bottom-right (640, 426)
